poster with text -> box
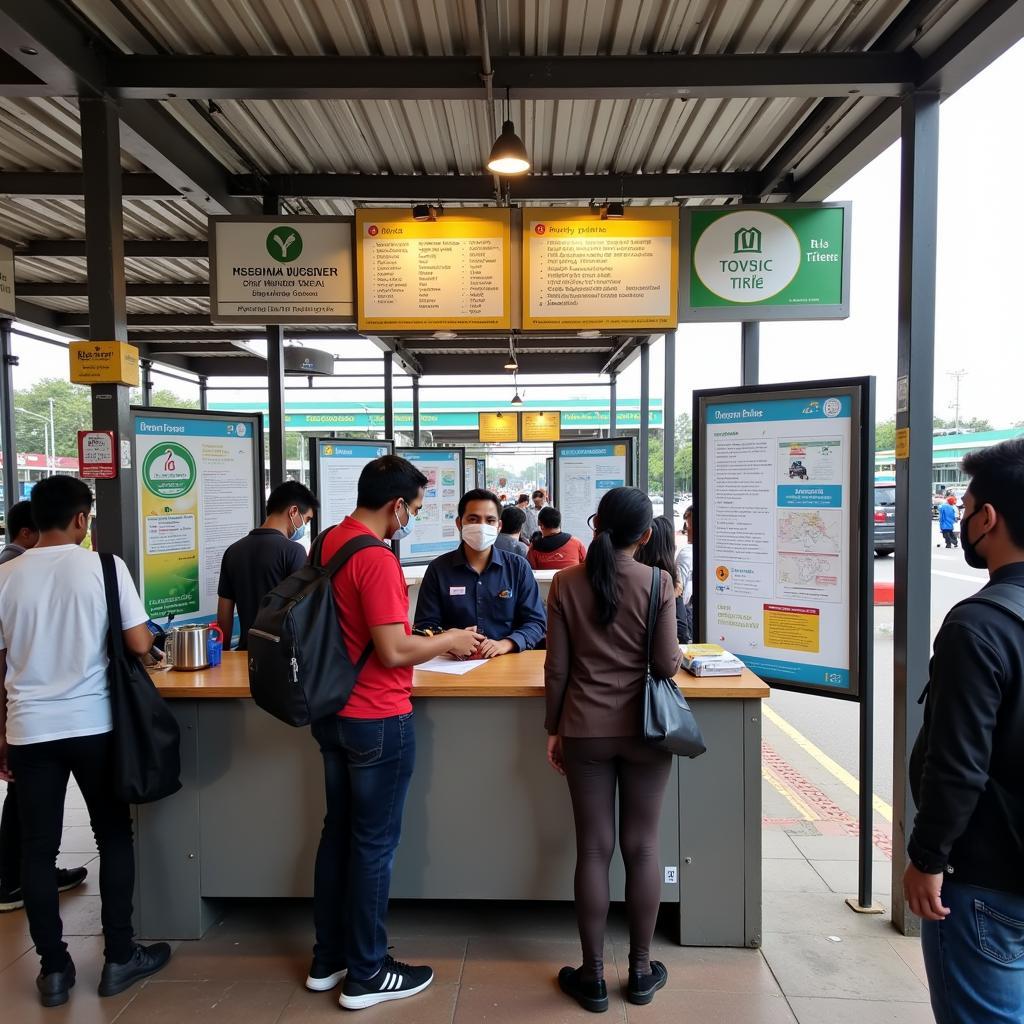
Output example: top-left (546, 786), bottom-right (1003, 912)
top-left (312, 439), bottom-right (393, 534)
top-left (554, 439), bottom-right (635, 548)
top-left (697, 384), bottom-right (867, 698)
top-left (134, 412), bottom-right (262, 624)
top-left (397, 447), bottom-right (465, 564)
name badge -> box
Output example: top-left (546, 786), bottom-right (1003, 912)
top-left (449, 586), bottom-right (466, 596)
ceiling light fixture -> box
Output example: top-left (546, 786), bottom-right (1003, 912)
top-left (577, 329), bottom-right (602, 339)
top-left (412, 203), bottom-right (436, 221)
top-left (432, 330), bottom-right (457, 340)
top-left (504, 335), bottom-right (518, 371)
top-left (487, 88), bottom-right (530, 175)
top-left (602, 200), bottom-right (625, 219)
top-left (510, 371), bottom-right (524, 405)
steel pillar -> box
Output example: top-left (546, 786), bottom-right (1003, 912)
top-left (609, 373), bottom-right (617, 436)
top-left (741, 321), bottom-right (760, 386)
top-left (199, 375), bottom-right (208, 411)
top-left (383, 351), bottom-right (394, 439)
top-left (80, 97), bottom-right (135, 569)
top-left (140, 359), bottom-right (153, 406)
top-left (638, 341), bottom-right (650, 492)
top-left (412, 376), bottom-right (421, 445)
top-left (262, 195), bottom-right (287, 485)
top-left (892, 92), bottom-right (940, 935)
top-left (663, 331), bottom-right (676, 515)
top-left (0, 319), bottom-right (17, 514)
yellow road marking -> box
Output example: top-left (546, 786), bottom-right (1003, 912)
top-left (763, 704), bottom-right (893, 824)
top-left (761, 766), bottom-right (816, 821)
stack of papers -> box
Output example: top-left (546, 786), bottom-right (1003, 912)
top-left (680, 644), bottom-right (745, 677)
top-left (416, 657), bottom-right (488, 676)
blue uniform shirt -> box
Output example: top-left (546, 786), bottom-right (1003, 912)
top-left (414, 543), bottom-right (546, 652)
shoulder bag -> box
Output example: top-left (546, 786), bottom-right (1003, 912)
top-left (641, 566), bottom-right (706, 758)
top-left (100, 554), bottom-right (182, 804)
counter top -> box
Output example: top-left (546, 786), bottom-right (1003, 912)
top-left (151, 650), bottom-right (770, 700)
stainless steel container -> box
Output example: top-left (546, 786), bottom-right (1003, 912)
top-left (166, 624), bottom-right (212, 671)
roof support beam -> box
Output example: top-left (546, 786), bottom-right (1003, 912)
top-left (0, 172), bottom-right (177, 198)
top-left (415, 353), bottom-right (605, 376)
top-left (127, 329), bottom-right (365, 343)
top-left (56, 312), bottom-right (321, 330)
top-left (18, 240), bottom-right (208, 259)
top-left (13, 298), bottom-right (62, 332)
top-left (18, 282), bottom-right (208, 297)
top-left (106, 52), bottom-right (917, 101)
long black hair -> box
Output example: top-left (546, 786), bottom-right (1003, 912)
top-left (635, 515), bottom-right (679, 586)
top-left (586, 486), bottom-right (653, 625)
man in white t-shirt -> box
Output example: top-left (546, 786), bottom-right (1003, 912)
top-left (0, 476), bottom-right (172, 1008)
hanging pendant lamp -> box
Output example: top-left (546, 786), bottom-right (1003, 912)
top-left (487, 88), bottom-right (530, 175)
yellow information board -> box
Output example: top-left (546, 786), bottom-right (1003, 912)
top-left (763, 604), bottom-right (820, 653)
top-left (521, 410), bottom-right (561, 442)
top-left (69, 341), bottom-right (140, 386)
top-left (479, 412), bottom-right (519, 443)
top-left (522, 207), bottom-right (679, 330)
top-left (356, 208), bottom-right (511, 331)
top-left (895, 427), bottom-right (910, 460)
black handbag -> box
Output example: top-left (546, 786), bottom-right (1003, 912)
top-left (641, 566), bottom-right (706, 759)
top-left (100, 554), bottom-right (182, 804)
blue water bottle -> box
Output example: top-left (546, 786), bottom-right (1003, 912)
top-left (207, 625), bottom-right (224, 668)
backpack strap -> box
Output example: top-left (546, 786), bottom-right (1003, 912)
top-left (99, 552), bottom-right (126, 662)
top-left (957, 582), bottom-right (1024, 625)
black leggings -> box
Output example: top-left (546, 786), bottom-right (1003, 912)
top-left (562, 736), bottom-right (672, 980)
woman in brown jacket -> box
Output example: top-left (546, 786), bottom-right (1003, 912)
top-left (544, 486), bottom-right (682, 1012)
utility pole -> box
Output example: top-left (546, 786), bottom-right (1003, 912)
top-left (947, 368), bottom-right (967, 433)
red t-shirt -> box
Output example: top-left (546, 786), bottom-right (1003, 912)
top-left (320, 516), bottom-right (412, 719)
top-left (527, 536), bottom-right (587, 571)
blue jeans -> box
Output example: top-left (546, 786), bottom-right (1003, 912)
top-left (311, 712), bottom-right (415, 981)
top-left (922, 881), bottom-right (1024, 1023)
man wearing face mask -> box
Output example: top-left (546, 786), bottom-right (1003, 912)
top-left (217, 480), bottom-right (319, 651)
top-left (414, 488), bottom-right (546, 658)
top-left (904, 438), bottom-right (1024, 1024)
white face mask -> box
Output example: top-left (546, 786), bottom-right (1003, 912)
top-left (461, 523), bottom-right (498, 552)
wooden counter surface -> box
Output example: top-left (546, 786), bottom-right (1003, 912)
top-left (151, 650), bottom-right (770, 700)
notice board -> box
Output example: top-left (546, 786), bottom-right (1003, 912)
top-left (356, 208), bottom-right (511, 331)
top-left (522, 207), bottom-right (678, 331)
top-left (694, 378), bottom-right (873, 699)
top-left (132, 408), bottom-right (264, 625)
top-left (521, 410), bottom-right (561, 442)
top-left (682, 203), bottom-right (850, 322)
top-left (476, 458), bottom-right (487, 489)
top-left (395, 447), bottom-right (465, 565)
top-left (478, 411), bottom-right (519, 443)
top-left (309, 438), bottom-right (393, 536)
top-left (209, 216), bottom-right (355, 324)
top-left (553, 438), bottom-right (635, 547)
top-left (464, 457), bottom-right (478, 493)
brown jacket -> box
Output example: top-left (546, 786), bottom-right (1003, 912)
top-left (544, 552), bottom-right (682, 737)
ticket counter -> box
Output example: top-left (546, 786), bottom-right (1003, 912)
top-left (136, 653), bottom-right (767, 948)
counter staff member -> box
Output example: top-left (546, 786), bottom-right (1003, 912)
top-left (217, 480), bottom-right (318, 650)
top-left (0, 476), bottom-right (171, 1008)
top-left (414, 488), bottom-right (546, 658)
top-left (527, 507), bottom-right (586, 570)
top-left (0, 501), bottom-right (88, 914)
top-left (308, 455), bottom-right (481, 1010)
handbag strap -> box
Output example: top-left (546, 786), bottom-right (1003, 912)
top-left (99, 552), bottom-right (126, 662)
top-left (645, 565), bottom-right (659, 672)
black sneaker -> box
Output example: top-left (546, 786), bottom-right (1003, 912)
top-left (0, 884), bottom-right (24, 912)
top-left (305, 957), bottom-right (348, 991)
top-left (57, 866), bottom-right (88, 895)
top-left (37, 958), bottom-right (76, 1008)
top-left (626, 960), bottom-right (668, 1005)
top-left (98, 942), bottom-right (172, 997)
top-left (558, 966), bottom-right (609, 1013)
top-left (339, 954), bottom-right (433, 1010)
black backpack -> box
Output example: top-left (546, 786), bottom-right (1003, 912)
top-left (247, 528), bottom-right (392, 726)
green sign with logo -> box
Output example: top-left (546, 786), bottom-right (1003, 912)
top-left (682, 203), bottom-right (850, 322)
top-left (266, 225), bottom-right (303, 263)
top-left (142, 442), bottom-right (197, 498)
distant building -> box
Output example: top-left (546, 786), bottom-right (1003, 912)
top-left (876, 427), bottom-right (1024, 490)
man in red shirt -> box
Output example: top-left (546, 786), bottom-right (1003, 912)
top-left (307, 456), bottom-right (481, 1010)
top-left (528, 507), bottom-right (587, 570)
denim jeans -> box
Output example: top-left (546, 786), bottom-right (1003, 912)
top-left (311, 712), bottom-right (415, 981)
top-left (922, 881), bottom-right (1024, 1023)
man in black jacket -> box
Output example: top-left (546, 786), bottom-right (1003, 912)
top-left (905, 437), bottom-right (1024, 1024)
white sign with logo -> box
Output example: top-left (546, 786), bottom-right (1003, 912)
top-left (209, 216), bottom-right (355, 324)
top-left (0, 243), bottom-right (15, 317)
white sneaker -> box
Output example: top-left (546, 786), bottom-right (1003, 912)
top-left (305, 958), bottom-right (347, 992)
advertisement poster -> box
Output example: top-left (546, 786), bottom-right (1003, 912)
top-left (698, 386), bottom-right (864, 697)
top-left (464, 457), bottom-right (478, 494)
top-left (134, 412), bottom-right (260, 623)
top-left (396, 447), bottom-right (465, 564)
top-left (312, 439), bottom-right (393, 534)
top-left (683, 203), bottom-right (850, 321)
top-left (554, 438), bottom-right (635, 547)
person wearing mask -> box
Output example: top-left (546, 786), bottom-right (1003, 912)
top-left (905, 439), bottom-right (1024, 1024)
top-left (636, 515), bottom-right (691, 644)
top-left (414, 489), bottom-right (546, 658)
top-left (0, 476), bottom-right (171, 1007)
top-left (527, 507), bottom-right (587, 571)
top-left (544, 486), bottom-right (682, 1012)
top-left (309, 456), bottom-right (482, 1009)
top-left (496, 507), bottom-right (529, 560)
top-left (522, 490), bottom-right (545, 542)
top-left (0, 500), bottom-right (88, 913)
top-left (217, 480), bottom-right (318, 650)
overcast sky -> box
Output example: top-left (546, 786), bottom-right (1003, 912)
top-left (10, 38), bottom-right (1024, 433)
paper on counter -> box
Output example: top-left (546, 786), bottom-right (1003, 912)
top-left (417, 656), bottom-right (489, 675)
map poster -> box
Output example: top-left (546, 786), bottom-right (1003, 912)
top-left (696, 382), bottom-right (870, 700)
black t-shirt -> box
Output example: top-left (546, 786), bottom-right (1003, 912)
top-left (217, 528), bottom-right (305, 650)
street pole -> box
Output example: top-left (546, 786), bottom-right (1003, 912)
top-left (48, 397), bottom-right (55, 471)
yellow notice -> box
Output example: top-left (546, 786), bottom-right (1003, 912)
top-left (895, 427), bottom-right (910, 460)
top-left (69, 341), bottom-right (140, 386)
top-left (479, 412), bottom-right (519, 443)
top-left (522, 206), bottom-right (679, 330)
top-left (763, 604), bottom-right (820, 653)
top-left (355, 208), bottom-right (511, 331)
top-left (521, 411), bottom-right (561, 442)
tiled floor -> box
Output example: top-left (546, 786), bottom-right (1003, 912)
top-left (0, 780), bottom-right (933, 1023)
